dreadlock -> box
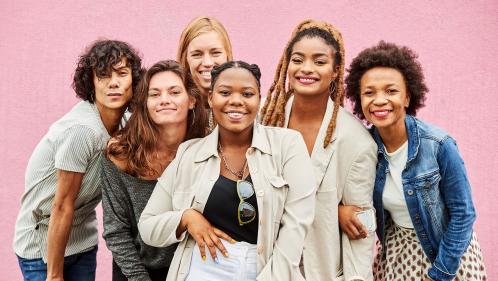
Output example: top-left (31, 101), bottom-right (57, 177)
top-left (260, 19), bottom-right (345, 148)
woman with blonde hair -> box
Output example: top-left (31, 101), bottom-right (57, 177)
top-left (177, 16), bottom-right (233, 130)
top-left (260, 19), bottom-right (377, 280)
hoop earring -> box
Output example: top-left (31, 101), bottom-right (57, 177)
top-left (190, 108), bottom-right (196, 127)
top-left (329, 82), bottom-right (336, 95)
top-left (208, 110), bottom-right (214, 130)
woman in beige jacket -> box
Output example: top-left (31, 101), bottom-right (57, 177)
top-left (260, 20), bottom-right (377, 281)
top-left (138, 61), bottom-right (316, 281)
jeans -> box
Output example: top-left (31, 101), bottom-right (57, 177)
top-left (17, 246), bottom-right (97, 281)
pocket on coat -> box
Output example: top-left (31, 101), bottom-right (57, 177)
top-left (413, 171), bottom-right (441, 205)
top-left (268, 175), bottom-right (288, 222)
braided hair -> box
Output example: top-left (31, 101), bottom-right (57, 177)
top-left (260, 19), bottom-right (345, 147)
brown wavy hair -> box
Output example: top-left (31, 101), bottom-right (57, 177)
top-left (72, 39), bottom-right (143, 103)
top-left (106, 60), bottom-right (207, 178)
top-left (260, 19), bottom-right (345, 148)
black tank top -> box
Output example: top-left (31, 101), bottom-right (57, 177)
top-left (203, 175), bottom-right (259, 244)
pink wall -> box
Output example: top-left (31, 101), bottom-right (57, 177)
top-left (1, 1), bottom-right (497, 279)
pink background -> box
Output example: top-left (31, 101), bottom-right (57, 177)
top-left (1, 1), bottom-right (497, 279)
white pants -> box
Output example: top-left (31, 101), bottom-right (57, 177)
top-left (186, 240), bottom-right (257, 281)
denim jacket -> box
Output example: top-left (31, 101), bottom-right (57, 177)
top-left (372, 115), bottom-right (476, 281)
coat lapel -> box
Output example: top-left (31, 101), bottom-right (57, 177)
top-left (285, 96), bottom-right (336, 187)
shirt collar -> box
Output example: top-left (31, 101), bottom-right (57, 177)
top-left (194, 122), bottom-right (271, 163)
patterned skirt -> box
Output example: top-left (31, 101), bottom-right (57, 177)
top-left (373, 223), bottom-right (487, 280)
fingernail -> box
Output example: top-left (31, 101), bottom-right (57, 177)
top-left (214, 257), bottom-right (219, 264)
top-left (202, 255), bottom-right (206, 262)
top-left (230, 238), bottom-right (237, 244)
top-left (223, 252), bottom-right (229, 257)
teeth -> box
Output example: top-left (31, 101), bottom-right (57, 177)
top-left (299, 78), bottom-right (315, 83)
top-left (227, 112), bottom-right (243, 118)
top-left (372, 110), bottom-right (389, 117)
top-left (200, 71), bottom-right (211, 78)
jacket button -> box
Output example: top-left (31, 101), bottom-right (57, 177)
top-left (257, 190), bottom-right (264, 197)
top-left (258, 245), bottom-right (264, 254)
top-left (407, 190), bottom-right (414, 196)
top-left (424, 182), bottom-right (431, 189)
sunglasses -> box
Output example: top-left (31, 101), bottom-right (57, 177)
top-left (236, 180), bottom-right (257, 225)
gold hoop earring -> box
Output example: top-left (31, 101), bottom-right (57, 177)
top-left (190, 108), bottom-right (196, 127)
top-left (329, 82), bottom-right (336, 95)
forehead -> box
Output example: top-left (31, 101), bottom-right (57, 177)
top-left (361, 67), bottom-right (405, 87)
top-left (149, 71), bottom-right (184, 88)
top-left (187, 31), bottom-right (225, 51)
top-left (292, 36), bottom-right (334, 56)
top-left (214, 68), bottom-right (258, 88)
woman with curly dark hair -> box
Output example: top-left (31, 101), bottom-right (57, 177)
top-left (340, 41), bottom-right (487, 281)
top-left (102, 60), bottom-right (207, 281)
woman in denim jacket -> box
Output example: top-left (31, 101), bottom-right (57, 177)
top-left (340, 41), bottom-right (486, 281)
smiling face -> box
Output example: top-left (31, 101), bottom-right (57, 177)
top-left (93, 57), bottom-right (133, 112)
top-left (360, 67), bottom-right (410, 131)
top-left (209, 67), bottom-right (260, 134)
top-left (146, 71), bottom-right (195, 127)
top-left (186, 31), bottom-right (228, 96)
top-left (287, 36), bottom-right (338, 98)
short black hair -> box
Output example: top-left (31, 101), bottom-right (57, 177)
top-left (211, 61), bottom-right (261, 91)
top-left (345, 40), bottom-right (427, 119)
top-left (72, 40), bottom-right (143, 103)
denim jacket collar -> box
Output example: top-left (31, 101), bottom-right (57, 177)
top-left (372, 115), bottom-right (420, 165)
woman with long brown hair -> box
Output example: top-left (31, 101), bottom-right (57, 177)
top-left (260, 19), bottom-right (377, 280)
top-left (101, 60), bottom-right (207, 281)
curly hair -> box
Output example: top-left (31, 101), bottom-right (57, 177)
top-left (260, 19), bottom-right (345, 148)
top-left (72, 39), bottom-right (143, 103)
top-left (345, 41), bottom-right (427, 119)
top-left (106, 60), bottom-right (207, 178)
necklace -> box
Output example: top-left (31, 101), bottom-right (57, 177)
top-left (218, 142), bottom-right (247, 179)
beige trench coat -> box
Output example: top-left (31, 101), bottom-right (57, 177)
top-left (138, 123), bottom-right (317, 281)
top-left (284, 96), bottom-right (377, 281)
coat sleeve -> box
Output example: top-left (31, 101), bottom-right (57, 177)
top-left (341, 141), bottom-right (377, 281)
top-left (428, 137), bottom-right (476, 281)
top-left (138, 144), bottom-right (190, 248)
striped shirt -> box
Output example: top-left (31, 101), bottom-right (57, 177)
top-left (14, 101), bottom-right (110, 261)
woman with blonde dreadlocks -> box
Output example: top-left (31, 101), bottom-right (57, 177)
top-left (260, 20), bottom-right (377, 281)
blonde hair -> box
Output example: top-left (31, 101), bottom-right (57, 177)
top-left (260, 19), bottom-right (345, 148)
top-left (176, 16), bottom-right (233, 74)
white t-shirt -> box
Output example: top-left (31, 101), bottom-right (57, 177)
top-left (382, 141), bottom-right (414, 228)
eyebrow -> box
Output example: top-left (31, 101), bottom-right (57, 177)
top-left (216, 84), bottom-right (256, 90)
top-left (149, 85), bottom-right (182, 91)
top-left (112, 65), bottom-right (130, 71)
top-left (190, 47), bottom-right (223, 54)
top-left (364, 83), bottom-right (399, 89)
top-left (291, 51), bottom-right (330, 57)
